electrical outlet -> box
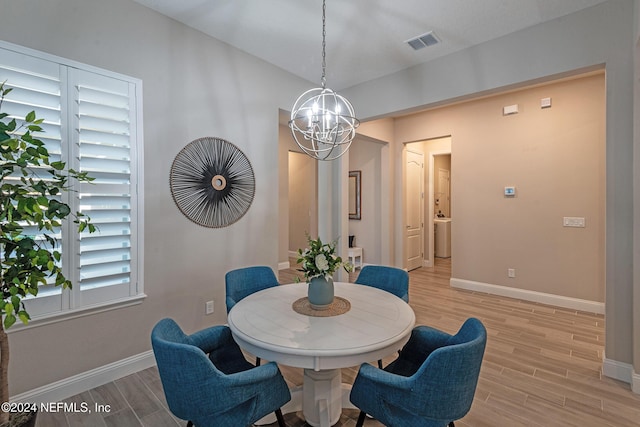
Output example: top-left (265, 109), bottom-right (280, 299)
top-left (205, 300), bottom-right (214, 315)
top-left (508, 268), bottom-right (516, 278)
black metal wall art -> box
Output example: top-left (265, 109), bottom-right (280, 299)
top-left (170, 137), bottom-right (255, 228)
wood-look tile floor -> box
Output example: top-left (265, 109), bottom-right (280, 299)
top-left (37, 258), bottom-right (640, 427)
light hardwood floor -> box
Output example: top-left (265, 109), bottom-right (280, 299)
top-left (37, 258), bottom-right (640, 426)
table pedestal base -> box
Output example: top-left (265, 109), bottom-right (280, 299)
top-left (255, 369), bottom-right (357, 427)
top-left (303, 368), bottom-right (342, 427)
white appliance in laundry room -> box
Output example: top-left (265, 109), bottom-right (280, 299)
top-left (434, 218), bottom-right (451, 258)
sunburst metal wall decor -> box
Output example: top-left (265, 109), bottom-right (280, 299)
top-left (170, 137), bottom-right (255, 228)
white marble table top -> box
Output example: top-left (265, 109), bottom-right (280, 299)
top-left (228, 282), bottom-right (416, 371)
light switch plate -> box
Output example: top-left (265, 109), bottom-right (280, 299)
top-left (563, 217), bottom-right (585, 228)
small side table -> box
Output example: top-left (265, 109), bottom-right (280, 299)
top-left (348, 247), bottom-right (363, 270)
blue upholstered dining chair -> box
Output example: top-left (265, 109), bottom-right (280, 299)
top-left (225, 265), bottom-right (279, 313)
top-left (350, 318), bottom-right (487, 427)
top-left (151, 318), bottom-right (290, 427)
top-left (355, 265), bottom-right (409, 302)
top-left (225, 266), bottom-right (279, 366)
top-left (355, 265), bottom-right (410, 368)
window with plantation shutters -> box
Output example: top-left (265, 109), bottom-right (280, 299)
top-left (0, 41), bottom-right (144, 320)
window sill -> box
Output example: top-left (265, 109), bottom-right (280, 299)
top-left (6, 294), bottom-right (147, 334)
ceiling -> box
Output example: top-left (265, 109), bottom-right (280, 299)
top-left (132, 0), bottom-right (607, 91)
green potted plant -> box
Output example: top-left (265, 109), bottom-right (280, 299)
top-left (0, 82), bottom-right (95, 426)
top-left (296, 235), bottom-right (352, 310)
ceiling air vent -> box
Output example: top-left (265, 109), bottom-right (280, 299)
top-left (406, 31), bottom-right (440, 51)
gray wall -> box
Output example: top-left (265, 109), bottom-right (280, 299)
top-left (0, 0), bottom-right (311, 395)
top-left (347, 135), bottom-right (385, 265)
top-left (632, 0), bottom-right (640, 379)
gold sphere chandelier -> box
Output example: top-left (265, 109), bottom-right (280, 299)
top-left (289, 0), bottom-right (359, 161)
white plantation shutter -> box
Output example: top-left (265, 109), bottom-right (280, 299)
top-left (0, 50), bottom-right (66, 309)
top-left (0, 52), bottom-right (64, 188)
top-left (72, 70), bottom-right (138, 306)
top-left (0, 42), bottom-right (143, 319)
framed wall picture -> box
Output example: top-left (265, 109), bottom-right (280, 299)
top-left (349, 170), bottom-right (361, 220)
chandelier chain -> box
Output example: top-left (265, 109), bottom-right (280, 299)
top-left (321, 0), bottom-right (326, 89)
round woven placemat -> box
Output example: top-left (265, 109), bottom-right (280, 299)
top-left (292, 296), bottom-right (351, 317)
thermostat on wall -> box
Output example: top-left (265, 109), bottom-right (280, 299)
top-left (503, 104), bottom-right (519, 115)
top-left (504, 186), bottom-right (516, 197)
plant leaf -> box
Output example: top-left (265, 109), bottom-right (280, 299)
top-left (18, 311), bottom-right (30, 325)
top-left (4, 314), bottom-right (16, 329)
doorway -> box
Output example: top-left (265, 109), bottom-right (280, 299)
top-left (428, 149), bottom-right (452, 265)
top-left (433, 154), bottom-right (452, 262)
top-left (436, 164), bottom-right (451, 218)
top-left (402, 137), bottom-right (452, 269)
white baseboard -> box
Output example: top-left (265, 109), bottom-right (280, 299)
top-left (278, 261), bottom-right (291, 270)
top-left (423, 259), bottom-right (433, 268)
top-left (11, 350), bottom-right (156, 404)
top-left (450, 278), bottom-right (605, 314)
top-left (602, 356), bottom-right (640, 394)
top-left (288, 250), bottom-right (298, 259)
top-left (602, 357), bottom-right (633, 384)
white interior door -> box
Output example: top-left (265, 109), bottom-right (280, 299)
top-left (405, 149), bottom-right (424, 271)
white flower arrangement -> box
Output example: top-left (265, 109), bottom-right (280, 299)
top-left (296, 235), bottom-right (352, 281)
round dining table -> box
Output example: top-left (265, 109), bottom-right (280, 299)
top-left (227, 281), bottom-right (415, 427)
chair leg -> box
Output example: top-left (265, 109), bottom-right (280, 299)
top-left (186, 422), bottom-right (193, 427)
top-left (448, 422), bottom-right (455, 427)
top-left (356, 411), bottom-right (367, 427)
top-left (377, 359), bottom-right (383, 369)
top-left (255, 356), bottom-right (261, 366)
top-left (275, 408), bottom-right (286, 427)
